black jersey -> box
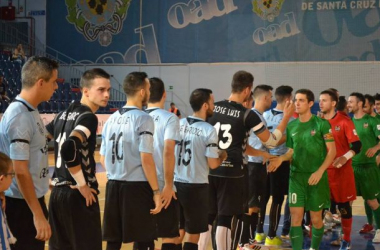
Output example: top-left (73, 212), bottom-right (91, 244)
top-left (46, 102), bottom-right (99, 191)
top-left (207, 100), bottom-right (265, 178)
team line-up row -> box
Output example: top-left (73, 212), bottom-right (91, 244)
top-left (0, 56), bottom-right (379, 250)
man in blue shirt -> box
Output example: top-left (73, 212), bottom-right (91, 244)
top-left (0, 56), bottom-right (58, 250)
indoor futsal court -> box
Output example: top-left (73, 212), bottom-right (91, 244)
top-left (45, 150), bottom-right (378, 250)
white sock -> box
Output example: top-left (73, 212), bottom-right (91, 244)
top-left (198, 224), bottom-right (212, 250)
top-left (216, 226), bottom-right (231, 250)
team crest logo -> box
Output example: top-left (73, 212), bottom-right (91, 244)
top-left (310, 129), bottom-right (316, 136)
top-left (335, 126), bottom-right (340, 131)
top-left (364, 123), bottom-right (369, 128)
top-left (65, 0), bottom-right (131, 46)
top-left (252, 0), bottom-right (285, 22)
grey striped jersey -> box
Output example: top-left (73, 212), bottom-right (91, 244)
top-left (100, 106), bottom-right (154, 181)
top-left (146, 108), bottom-right (180, 190)
top-left (247, 108), bottom-right (268, 163)
top-left (174, 116), bottom-right (219, 184)
top-left (263, 108), bottom-right (294, 156)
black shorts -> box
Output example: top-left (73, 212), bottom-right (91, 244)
top-left (5, 196), bottom-right (48, 250)
top-left (248, 162), bottom-right (269, 208)
top-left (102, 180), bottom-right (156, 243)
top-left (156, 197), bottom-right (180, 238)
top-left (175, 182), bottom-right (209, 234)
top-left (48, 186), bottom-right (102, 250)
top-left (269, 161), bottom-right (290, 197)
top-left (209, 175), bottom-right (244, 216)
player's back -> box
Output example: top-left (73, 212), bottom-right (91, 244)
top-left (175, 116), bottom-right (218, 184)
top-left (100, 106), bottom-right (154, 181)
top-left (48, 103), bottom-right (98, 189)
top-left (247, 108), bottom-right (267, 163)
top-left (207, 100), bottom-right (264, 178)
top-left (146, 108), bottom-right (179, 187)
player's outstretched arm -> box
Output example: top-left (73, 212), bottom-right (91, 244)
top-left (162, 139), bottom-right (177, 209)
top-left (141, 152), bottom-right (162, 214)
top-left (267, 149), bottom-right (293, 172)
top-left (13, 160), bottom-right (51, 241)
top-left (308, 141), bottom-right (336, 185)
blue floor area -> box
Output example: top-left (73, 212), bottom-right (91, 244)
top-left (261, 214), bottom-right (380, 249)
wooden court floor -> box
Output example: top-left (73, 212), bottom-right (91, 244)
top-left (44, 151), bottom-right (368, 250)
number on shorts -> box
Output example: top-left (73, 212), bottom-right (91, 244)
top-left (289, 193), bottom-right (297, 204)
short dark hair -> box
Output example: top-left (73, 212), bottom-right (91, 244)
top-left (320, 90), bottom-right (338, 102)
top-left (21, 56), bottom-right (59, 89)
top-left (253, 85), bottom-right (273, 99)
top-left (123, 72), bottom-right (148, 96)
top-left (328, 88), bottom-right (338, 96)
top-left (275, 85), bottom-right (293, 103)
top-left (0, 152), bottom-right (12, 175)
top-left (231, 71), bottom-right (254, 93)
top-left (80, 68), bottom-right (110, 89)
top-left (374, 93), bottom-right (380, 101)
top-left (337, 96), bottom-right (347, 112)
top-left (349, 92), bottom-right (365, 107)
top-left (189, 88), bottom-right (213, 112)
top-left (364, 94), bottom-right (375, 106)
top-left (295, 89), bottom-right (314, 103)
top-left (149, 77), bottom-right (165, 103)
top-left (170, 102), bottom-right (175, 106)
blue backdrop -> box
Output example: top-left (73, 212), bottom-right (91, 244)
top-left (46, 0), bottom-right (380, 64)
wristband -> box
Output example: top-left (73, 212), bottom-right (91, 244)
top-left (153, 189), bottom-right (160, 195)
top-left (343, 150), bottom-right (354, 161)
top-left (70, 170), bottom-right (87, 187)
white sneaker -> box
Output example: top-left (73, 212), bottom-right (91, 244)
top-left (373, 229), bottom-right (380, 243)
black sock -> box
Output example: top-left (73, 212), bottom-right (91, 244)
top-left (161, 243), bottom-right (177, 250)
top-left (106, 241), bottom-right (122, 250)
top-left (268, 197), bottom-right (284, 238)
top-left (135, 241), bottom-right (155, 250)
top-left (250, 213), bottom-right (259, 241)
top-left (183, 242), bottom-right (198, 250)
top-left (240, 214), bottom-right (251, 245)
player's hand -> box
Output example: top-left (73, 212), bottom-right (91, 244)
top-left (267, 156), bottom-right (282, 172)
top-left (0, 192), bottom-right (5, 211)
top-left (33, 214), bottom-right (51, 241)
top-left (332, 156), bottom-right (348, 168)
top-left (219, 150), bottom-right (228, 161)
top-left (366, 147), bottom-right (378, 158)
top-left (151, 192), bottom-right (163, 214)
top-left (308, 170), bottom-right (323, 185)
top-left (283, 100), bottom-right (295, 118)
top-left (161, 185), bottom-right (177, 209)
top-left (71, 184), bottom-right (97, 207)
top-left (262, 152), bottom-right (276, 165)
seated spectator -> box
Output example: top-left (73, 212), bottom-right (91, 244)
top-left (0, 76), bottom-right (10, 103)
top-left (12, 44), bottom-right (26, 64)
